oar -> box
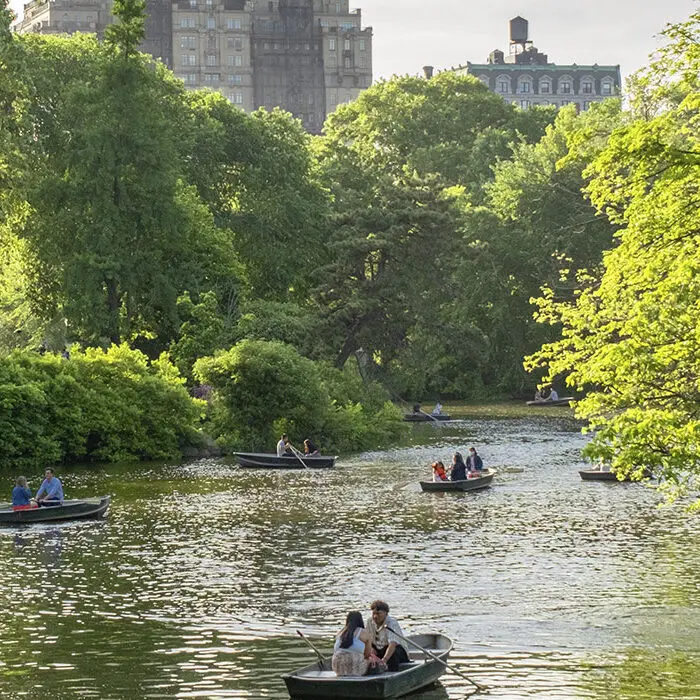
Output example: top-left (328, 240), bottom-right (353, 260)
top-left (418, 409), bottom-right (442, 424)
top-left (296, 629), bottom-right (328, 667)
top-left (385, 625), bottom-right (486, 692)
top-left (290, 445), bottom-right (312, 471)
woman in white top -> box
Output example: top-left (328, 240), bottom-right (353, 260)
top-left (331, 611), bottom-right (372, 677)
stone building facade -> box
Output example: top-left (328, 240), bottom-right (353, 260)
top-left (14, 0), bottom-right (373, 132)
top-left (455, 17), bottom-right (621, 111)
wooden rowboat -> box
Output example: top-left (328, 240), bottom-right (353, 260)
top-left (0, 496), bottom-right (111, 525)
top-left (233, 452), bottom-right (336, 469)
top-left (526, 398), bottom-right (574, 407)
top-left (403, 414), bottom-right (452, 423)
top-left (283, 633), bottom-right (452, 699)
top-left (420, 470), bottom-right (495, 492)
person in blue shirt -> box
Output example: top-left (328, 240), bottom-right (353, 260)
top-left (35, 468), bottom-right (64, 506)
top-left (467, 447), bottom-right (484, 473)
top-left (12, 476), bottom-right (32, 507)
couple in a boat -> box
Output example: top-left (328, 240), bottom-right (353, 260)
top-left (432, 448), bottom-right (484, 482)
top-left (331, 600), bottom-right (409, 677)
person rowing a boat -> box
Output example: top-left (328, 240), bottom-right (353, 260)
top-left (35, 468), bottom-right (64, 507)
top-left (276, 434), bottom-right (294, 457)
top-left (365, 600), bottom-right (410, 672)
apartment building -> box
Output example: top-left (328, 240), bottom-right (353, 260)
top-left (455, 17), bottom-right (621, 111)
top-left (14, 0), bottom-right (372, 132)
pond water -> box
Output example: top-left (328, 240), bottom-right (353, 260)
top-left (1, 416), bottom-right (699, 699)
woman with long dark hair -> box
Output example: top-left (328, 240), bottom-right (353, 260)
top-left (451, 452), bottom-right (468, 481)
top-left (331, 610), bottom-right (372, 676)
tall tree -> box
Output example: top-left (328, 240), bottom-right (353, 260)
top-left (526, 10), bottom-right (700, 507)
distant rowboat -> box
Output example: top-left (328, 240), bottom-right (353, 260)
top-left (579, 469), bottom-right (652, 482)
top-left (0, 496), bottom-right (111, 525)
top-left (233, 452), bottom-right (336, 469)
top-left (403, 414), bottom-right (452, 422)
top-left (420, 470), bottom-right (495, 492)
top-left (526, 398), bottom-right (574, 407)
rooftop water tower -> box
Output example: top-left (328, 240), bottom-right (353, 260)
top-left (509, 16), bottom-right (532, 58)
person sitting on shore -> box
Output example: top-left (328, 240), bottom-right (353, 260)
top-left (451, 452), bottom-right (467, 481)
top-left (467, 447), bottom-right (484, 475)
top-left (365, 600), bottom-right (410, 673)
top-left (35, 468), bottom-right (64, 507)
top-left (303, 439), bottom-right (320, 458)
top-left (276, 434), bottom-right (293, 457)
top-left (12, 476), bottom-right (33, 510)
top-left (431, 461), bottom-right (448, 482)
top-left (331, 610), bottom-right (372, 677)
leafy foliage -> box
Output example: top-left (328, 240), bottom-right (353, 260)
top-left (194, 340), bottom-right (404, 453)
top-left (0, 346), bottom-right (203, 469)
top-left (526, 12), bottom-right (700, 507)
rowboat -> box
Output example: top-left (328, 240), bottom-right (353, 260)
top-left (0, 496), bottom-right (111, 525)
top-left (233, 452), bottom-right (336, 469)
top-left (420, 470), bottom-right (495, 492)
top-left (283, 633), bottom-right (452, 699)
top-left (526, 398), bottom-right (574, 407)
top-left (579, 469), bottom-right (652, 482)
top-left (403, 414), bottom-right (452, 423)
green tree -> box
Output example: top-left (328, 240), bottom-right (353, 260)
top-left (526, 10), bottom-right (700, 507)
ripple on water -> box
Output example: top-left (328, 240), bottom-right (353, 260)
top-left (0, 416), bottom-right (698, 698)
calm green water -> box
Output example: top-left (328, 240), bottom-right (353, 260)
top-left (1, 416), bottom-right (699, 699)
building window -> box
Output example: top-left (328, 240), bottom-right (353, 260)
top-left (582, 81), bottom-right (594, 94)
top-left (518, 80), bottom-right (531, 94)
top-left (227, 18), bottom-right (241, 30)
top-left (227, 37), bottom-right (243, 50)
top-left (329, 38), bottom-right (336, 51)
top-left (359, 57), bottom-right (367, 69)
top-left (206, 54), bottom-right (217, 66)
top-left (344, 39), bottom-right (351, 51)
top-left (359, 39), bottom-right (366, 51)
top-left (520, 99), bottom-right (530, 109)
top-left (229, 92), bottom-right (243, 104)
top-left (189, 0), bottom-right (196, 6)
top-left (540, 80), bottom-right (551, 94)
top-left (601, 80), bottom-right (613, 95)
top-left (560, 80), bottom-right (572, 94)
top-left (497, 78), bottom-right (510, 94)
top-left (583, 101), bottom-right (591, 110)
top-left (235, 55), bottom-right (243, 66)
top-left (182, 54), bottom-right (196, 66)
top-left (327, 56), bottom-right (337, 68)
top-left (227, 73), bottom-right (242, 84)
top-left (183, 73), bottom-right (197, 84)
top-left (330, 92), bottom-right (337, 104)
top-left (335, 1), bottom-right (341, 12)
top-left (203, 74), bottom-right (219, 84)
top-left (180, 36), bottom-right (196, 49)
top-left (344, 57), bottom-right (351, 69)
top-left (206, 0), bottom-right (213, 5)
top-left (180, 17), bottom-right (195, 28)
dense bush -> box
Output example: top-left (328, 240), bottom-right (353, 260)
top-left (194, 340), bottom-right (405, 454)
top-left (0, 345), bottom-right (203, 469)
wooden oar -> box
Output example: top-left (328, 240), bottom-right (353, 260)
top-left (290, 445), bottom-right (313, 471)
top-left (385, 625), bottom-right (486, 692)
top-left (296, 630), bottom-right (328, 667)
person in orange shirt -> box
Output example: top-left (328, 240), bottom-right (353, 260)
top-left (431, 461), bottom-right (448, 482)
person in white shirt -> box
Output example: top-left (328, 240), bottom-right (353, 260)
top-left (331, 611), bottom-right (372, 677)
top-left (365, 600), bottom-right (410, 672)
top-left (276, 434), bottom-right (292, 457)
top-left (431, 401), bottom-right (443, 416)
top-left (549, 389), bottom-right (559, 402)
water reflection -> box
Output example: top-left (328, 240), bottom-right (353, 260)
top-left (0, 417), bottom-right (698, 698)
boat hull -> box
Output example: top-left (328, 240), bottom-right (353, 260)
top-left (403, 414), bottom-right (452, 423)
top-left (233, 452), bottom-right (336, 469)
top-left (283, 633), bottom-right (452, 699)
top-left (579, 469), bottom-right (651, 482)
top-left (526, 398), bottom-right (573, 407)
top-left (420, 471), bottom-right (494, 492)
top-left (0, 496), bottom-right (111, 525)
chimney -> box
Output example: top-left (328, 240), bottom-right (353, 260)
top-left (423, 65), bottom-right (434, 79)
